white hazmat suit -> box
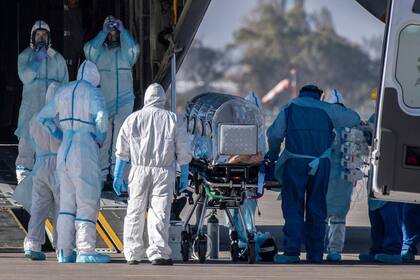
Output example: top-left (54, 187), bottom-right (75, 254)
top-left (115, 83), bottom-right (191, 262)
top-left (23, 83), bottom-right (61, 260)
top-left (84, 16), bottom-right (140, 178)
top-left (16, 20), bottom-right (68, 183)
top-left (38, 60), bottom-right (109, 262)
top-left (324, 89), bottom-right (358, 262)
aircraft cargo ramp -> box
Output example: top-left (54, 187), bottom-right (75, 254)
top-left (0, 145), bottom-right (127, 253)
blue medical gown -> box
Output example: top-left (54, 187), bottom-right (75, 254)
top-left (267, 91), bottom-right (360, 261)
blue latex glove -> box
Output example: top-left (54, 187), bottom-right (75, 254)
top-left (264, 151), bottom-right (278, 162)
top-left (113, 159), bottom-right (128, 196)
top-left (44, 119), bottom-right (63, 140)
top-left (179, 164), bottom-right (189, 193)
top-left (264, 161), bottom-right (276, 182)
top-left (90, 132), bottom-right (106, 147)
top-left (113, 177), bottom-right (128, 197)
top-left (35, 46), bottom-right (47, 62)
top-left (97, 132), bottom-right (106, 145)
top-left (114, 19), bottom-right (123, 31)
top-left (103, 20), bottom-right (114, 33)
top-left (52, 129), bottom-right (63, 140)
top-left (262, 155), bottom-right (277, 182)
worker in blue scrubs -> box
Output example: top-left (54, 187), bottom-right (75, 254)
top-left (266, 85), bottom-right (360, 263)
top-left (359, 201), bottom-right (403, 263)
top-left (359, 113), bottom-right (403, 264)
top-left (401, 203), bottom-right (420, 262)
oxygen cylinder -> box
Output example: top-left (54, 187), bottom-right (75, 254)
top-left (207, 214), bottom-right (219, 259)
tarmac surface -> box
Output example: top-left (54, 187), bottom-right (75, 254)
top-left (1, 185), bottom-right (420, 279)
top-left (1, 144), bottom-right (419, 279)
top-left (1, 251), bottom-right (420, 280)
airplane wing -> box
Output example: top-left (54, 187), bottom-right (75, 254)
top-left (354, 0), bottom-right (387, 22)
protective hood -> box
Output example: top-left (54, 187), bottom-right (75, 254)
top-left (30, 20), bottom-right (51, 49)
top-left (77, 60), bottom-right (100, 87)
top-left (324, 89), bottom-right (344, 105)
top-left (245, 91), bottom-right (262, 109)
top-left (144, 83), bottom-right (167, 108)
top-left (104, 15), bottom-right (117, 26)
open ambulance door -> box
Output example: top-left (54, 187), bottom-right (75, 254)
top-left (370, 0), bottom-right (420, 203)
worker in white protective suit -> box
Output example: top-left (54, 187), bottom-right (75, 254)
top-left (23, 83), bottom-right (62, 261)
top-left (16, 20), bottom-right (68, 183)
top-left (323, 89), bottom-right (360, 262)
top-left (84, 15), bottom-right (140, 180)
top-left (113, 83), bottom-right (191, 265)
top-left (38, 60), bottom-right (110, 263)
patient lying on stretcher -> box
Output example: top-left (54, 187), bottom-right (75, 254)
top-left (228, 152), bottom-right (263, 164)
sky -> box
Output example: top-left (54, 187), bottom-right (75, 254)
top-left (195, 0), bottom-right (385, 49)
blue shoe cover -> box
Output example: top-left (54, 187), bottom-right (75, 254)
top-left (57, 250), bottom-right (76, 263)
top-left (24, 250), bottom-right (32, 259)
top-left (401, 250), bottom-right (415, 262)
top-left (274, 254), bottom-right (300, 264)
top-left (24, 250), bottom-right (46, 261)
top-left (358, 252), bottom-right (376, 262)
top-left (374, 253), bottom-right (402, 264)
top-left (76, 253), bottom-right (111, 263)
top-left (326, 252), bottom-right (342, 262)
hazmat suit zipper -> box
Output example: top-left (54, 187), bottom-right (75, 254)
top-left (115, 49), bottom-right (119, 115)
top-left (63, 82), bottom-right (80, 163)
top-left (107, 49), bottom-right (120, 173)
top-left (71, 82), bottom-right (80, 129)
top-left (45, 56), bottom-right (48, 94)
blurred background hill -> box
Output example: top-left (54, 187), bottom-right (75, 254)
top-left (177, 0), bottom-right (384, 120)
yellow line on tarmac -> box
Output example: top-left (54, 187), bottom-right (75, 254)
top-left (97, 212), bottom-right (123, 251)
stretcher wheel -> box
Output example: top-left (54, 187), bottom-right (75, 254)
top-left (181, 242), bottom-right (190, 262)
top-left (230, 230), bottom-right (240, 262)
top-left (247, 240), bottom-right (256, 264)
top-left (230, 242), bottom-right (240, 262)
top-left (230, 231), bottom-right (239, 242)
top-left (197, 236), bottom-right (207, 263)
